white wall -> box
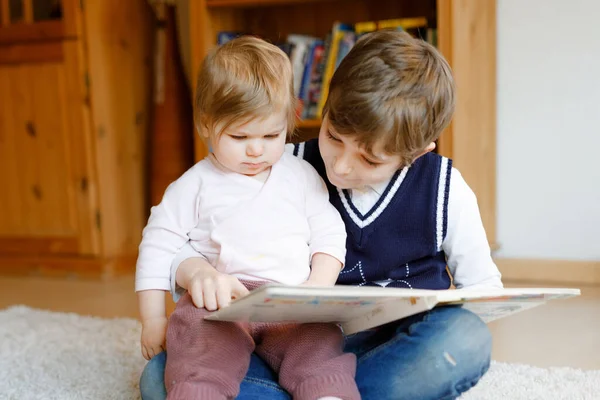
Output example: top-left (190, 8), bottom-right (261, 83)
top-left (496, 0), bottom-right (600, 260)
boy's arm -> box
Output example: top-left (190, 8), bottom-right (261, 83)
top-left (444, 168), bottom-right (503, 289)
top-left (301, 161), bottom-right (346, 286)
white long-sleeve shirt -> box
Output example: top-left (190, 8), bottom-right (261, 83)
top-left (135, 152), bottom-right (346, 292)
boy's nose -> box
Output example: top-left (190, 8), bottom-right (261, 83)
top-left (332, 156), bottom-right (352, 175)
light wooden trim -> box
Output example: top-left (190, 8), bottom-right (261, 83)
top-left (23, 0), bottom-right (33, 23)
top-left (439, 0), bottom-right (497, 246)
top-left (0, 20), bottom-right (68, 44)
top-left (0, 254), bottom-right (136, 280)
top-left (0, 41), bottom-right (63, 64)
top-left (190, 0), bottom-right (217, 161)
top-left (62, 41), bottom-right (101, 255)
top-left (495, 258), bottom-right (600, 285)
top-left (0, 237), bottom-right (79, 255)
top-left (298, 119), bottom-right (321, 129)
top-left (436, 0), bottom-right (453, 158)
top-left (60, 0), bottom-right (83, 37)
top-left (0, 0), bottom-right (9, 26)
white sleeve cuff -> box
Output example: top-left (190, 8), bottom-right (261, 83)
top-left (310, 246), bottom-right (346, 267)
top-left (135, 277), bottom-right (171, 292)
top-left (169, 243), bottom-right (207, 303)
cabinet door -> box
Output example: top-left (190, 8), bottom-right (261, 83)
top-left (0, 41), bottom-right (99, 256)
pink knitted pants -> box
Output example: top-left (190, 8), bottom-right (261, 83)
top-left (165, 283), bottom-right (359, 400)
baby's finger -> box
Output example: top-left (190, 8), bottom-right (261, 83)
top-left (202, 279), bottom-right (218, 311)
top-left (216, 284), bottom-right (232, 309)
top-left (189, 283), bottom-right (205, 309)
top-left (231, 279), bottom-right (250, 299)
top-left (141, 344), bottom-right (150, 361)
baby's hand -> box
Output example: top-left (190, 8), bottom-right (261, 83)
top-left (188, 269), bottom-right (250, 311)
top-left (140, 316), bottom-right (167, 360)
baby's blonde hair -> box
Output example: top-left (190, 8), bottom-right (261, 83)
top-left (195, 36), bottom-right (297, 140)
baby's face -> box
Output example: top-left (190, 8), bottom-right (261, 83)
top-left (211, 112), bottom-right (287, 176)
top-left (318, 116), bottom-right (403, 190)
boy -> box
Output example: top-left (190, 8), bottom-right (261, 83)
top-left (140, 30), bottom-right (502, 400)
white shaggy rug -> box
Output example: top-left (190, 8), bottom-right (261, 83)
top-left (1, 306), bottom-right (599, 400)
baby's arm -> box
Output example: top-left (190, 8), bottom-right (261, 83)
top-left (444, 168), bottom-right (503, 289)
top-left (174, 253), bottom-right (249, 310)
top-left (135, 168), bottom-right (202, 359)
top-left (301, 162), bottom-right (347, 286)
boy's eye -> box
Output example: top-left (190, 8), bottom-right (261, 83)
top-left (264, 133), bottom-right (281, 139)
top-left (229, 135), bottom-right (246, 140)
top-left (363, 157), bottom-right (381, 167)
top-left (327, 131), bottom-right (341, 142)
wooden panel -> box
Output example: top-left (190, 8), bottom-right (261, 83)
top-left (0, 41), bottom-right (63, 64)
top-left (0, 237), bottom-right (79, 254)
top-left (0, 41), bottom-right (98, 257)
top-left (0, 20), bottom-right (68, 44)
top-left (0, 62), bottom-right (76, 238)
top-left (444, 0), bottom-right (497, 245)
top-left (495, 258), bottom-right (600, 286)
top-left (83, 0), bottom-right (153, 257)
top-left (62, 41), bottom-right (100, 255)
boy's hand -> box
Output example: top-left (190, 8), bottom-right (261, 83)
top-left (140, 316), bottom-right (167, 360)
top-left (188, 268), bottom-right (249, 311)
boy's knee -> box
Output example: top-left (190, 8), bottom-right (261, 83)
top-left (140, 352), bottom-right (167, 400)
top-left (446, 307), bottom-right (492, 356)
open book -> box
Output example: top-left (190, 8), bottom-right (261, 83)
top-left (205, 285), bottom-right (580, 335)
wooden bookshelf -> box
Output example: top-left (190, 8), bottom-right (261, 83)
top-left (185, 0), bottom-right (497, 245)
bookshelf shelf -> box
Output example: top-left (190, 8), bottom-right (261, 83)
top-left (298, 119), bottom-right (322, 129)
top-left (206, 0), bottom-right (330, 8)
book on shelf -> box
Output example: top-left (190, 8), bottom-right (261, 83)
top-left (205, 285), bottom-right (581, 335)
top-left (215, 16), bottom-right (435, 123)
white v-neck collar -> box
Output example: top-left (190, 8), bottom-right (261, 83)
top-left (337, 166), bottom-right (410, 229)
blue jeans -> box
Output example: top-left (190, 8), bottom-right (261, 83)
top-left (140, 306), bottom-right (491, 400)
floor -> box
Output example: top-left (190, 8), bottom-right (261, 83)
top-left (0, 274), bottom-right (598, 370)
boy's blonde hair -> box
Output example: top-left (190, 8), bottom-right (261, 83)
top-left (324, 30), bottom-right (456, 167)
top-left (195, 36), bottom-right (296, 139)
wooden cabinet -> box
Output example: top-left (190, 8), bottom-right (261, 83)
top-left (183, 0), bottom-right (498, 246)
top-left (0, 0), bottom-right (153, 278)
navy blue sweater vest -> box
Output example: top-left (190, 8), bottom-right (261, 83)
top-left (294, 139), bottom-right (453, 290)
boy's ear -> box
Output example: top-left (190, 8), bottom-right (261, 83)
top-left (413, 142), bottom-right (437, 161)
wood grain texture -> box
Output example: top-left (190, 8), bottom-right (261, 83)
top-left (83, 0), bottom-right (154, 257)
top-left (443, 0), bottom-right (497, 245)
top-left (0, 40), bottom-right (63, 64)
top-left (0, 20), bottom-right (67, 44)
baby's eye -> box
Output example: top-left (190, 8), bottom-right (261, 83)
top-left (229, 135), bottom-right (246, 140)
top-left (264, 133), bottom-right (281, 139)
